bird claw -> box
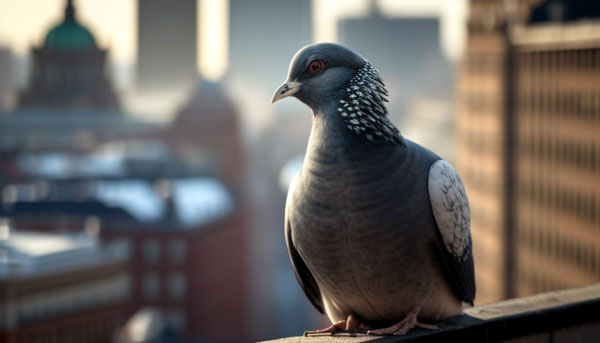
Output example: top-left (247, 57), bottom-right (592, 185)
top-left (367, 305), bottom-right (439, 336)
top-left (304, 314), bottom-right (369, 336)
top-left (303, 321), bottom-right (345, 336)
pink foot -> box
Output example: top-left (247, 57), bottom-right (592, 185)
top-left (304, 314), bottom-right (369, 336)
top-left (367, 306), bottom-right (439, 336)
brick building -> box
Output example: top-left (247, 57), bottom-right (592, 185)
top-left (511, 21), bottom-right (600, 298)
top-left (457, 0), bottom-right (600, 304)
top-left (0, 227), bottom-right (130, 343)
top-left (2, 176), bottom-right (251, 341)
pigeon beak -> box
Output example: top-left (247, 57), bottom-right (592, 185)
top-left (272, 81), bottom-right (301, 103)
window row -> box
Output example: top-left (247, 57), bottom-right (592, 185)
top-left (519, 224), bottom-right (599, 278)
top-left (22, 316), bottom-right (118, 343)
top-left (461, 91), bottom-right (503, 113)
top-left (517, 90), bottom-right (600, 121)
top-left (18, 274), bottom-right (130, 322)
top-left (460, 128), bottom-right (502, 155)
top-left (37, 64), bottom-right (105, 89)
top-left (518, 179), bottom-right (599, 225)
top-left (461, 165), bottom-right (503, 198)
top-left (463, 53), bottom-right (504, 73)
top-left (518, 134), bottom-right (599, 172)
top-left (516, 266), bottom-right (571, 295)
top-left (142, 272), bottom-right (187, 301)
top-left (470, 203), bottom-right (502, 232)
top-left (517, 48), bottom-right (600, 71)
top-left (142, 238), bottom-right (187, 264)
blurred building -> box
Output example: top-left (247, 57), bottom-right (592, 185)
top-left (113, 307), bottom-right (178, 343)
top-left (402, 96), bottom-right (456, 162)
top-left (167, 81), bottom-right (244, 192)
top-left (511, 17), bottom-right (600, 297)
top-left (0, 226), bottom-right (130, 343)
top-left (228, 1), bottom-right (319, 339)
top-left (457, 0), bottom-right (515, 304)
top-left (136, 0), bottom-right (197, 93)
top-left (0, 47), bottom-right (12, 109)
top-left (337, 2), bottom-right (455, 168)
top-left (1, 175), bottom-right (251, 341)
top-left (1, 0), bottom-right (253, 341)
top-left (457, 0), bottom-right (600, 304)
top-left (228, 0), bottom-right (312, 90)
top-left (0, 0), bottom-right (160, 182)
top-left (19, 0), bottom-right (119, 109)
top-left (338, 4), bottom-right (453, 123)
top-left (98, 179), bottom-right (250, 341)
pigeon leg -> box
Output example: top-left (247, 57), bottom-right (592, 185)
top-left (304, 314), bottom-right (369, 336)
top-left (367, 306), bottom-right (439, 336)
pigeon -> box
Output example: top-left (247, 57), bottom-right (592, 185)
top-left (272, 43), bottom-right (475, 336)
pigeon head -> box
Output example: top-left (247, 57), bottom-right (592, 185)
top-left (273, 43), bottom-right (402, 143)
top-left (272, 43), bottom-right (366, 109)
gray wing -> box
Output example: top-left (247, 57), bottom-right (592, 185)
top-left (284, 173), bottom-right (324, 314)
top-left (428, 160), bottom-right (476, 304)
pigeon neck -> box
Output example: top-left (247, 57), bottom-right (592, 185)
top-left (306, 109), bottom-right (404, 169)
top-left (333, 62), bottom-right (403, 144)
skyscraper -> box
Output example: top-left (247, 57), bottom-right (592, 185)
top-left (0, 47), bottom-right (12, 108)
top-left (228, 1), bottom-right (316, 339)
top-left (510, 13), bottom-right (600, 298)
top-left (456, 0), bottom-right (515, 304)
top-left (338, 5), bottom-right (452, 117)
top-left (456, 0), bottom-right (600, 304)
top-left (136, 0), bottom-right (197, 93)
top-left (228, 0), bottom-right (312, 91)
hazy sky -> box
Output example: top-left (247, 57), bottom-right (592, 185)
top-left (0, 0), bottom-right (137, 63)
top-left (0, 0), bottom-right (466, 81)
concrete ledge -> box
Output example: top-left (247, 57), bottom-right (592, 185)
top-left (260, 283), bottom-right (600, 342)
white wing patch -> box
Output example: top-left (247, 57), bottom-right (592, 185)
top-left (428, 160), bottom-right (471, 259)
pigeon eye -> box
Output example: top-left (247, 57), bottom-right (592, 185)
top-left (307, 59), bottom-right (325, 75)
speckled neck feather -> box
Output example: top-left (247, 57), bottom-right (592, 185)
top-left (336, 62), bottom-right (403, 144)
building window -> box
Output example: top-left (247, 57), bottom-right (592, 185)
top-left (143, 273), bottom-right (160, 300)
top-left (168, 308), bottom-right (186, 333)
top-left (142, 238), bottom-right (161, 263)
top-left (168, 272), bottom-right (186, 300)
top-left (168, 239), bottom-right (187, 264)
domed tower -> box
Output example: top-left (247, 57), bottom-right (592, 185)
top-left (19, 0), bottom-right (119, 109)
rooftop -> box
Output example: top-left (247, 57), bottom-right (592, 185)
top-left (43, 0), bottom-right (97, 52)
top-left (0, 226), bottom-right (128, 278)
top-left (2, 177), bottom-right (234, 229)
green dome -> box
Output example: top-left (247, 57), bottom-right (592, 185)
top-left (44, 1), bottom-right (96, 52)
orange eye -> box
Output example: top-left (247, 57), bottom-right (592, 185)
top-left (307, 59), bottom-right (325, 75)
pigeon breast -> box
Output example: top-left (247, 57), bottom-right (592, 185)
top-left (288, 114), bottom-right (457, 323)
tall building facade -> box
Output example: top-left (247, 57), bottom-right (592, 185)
top-left (167, 81), bottom-right (244, 192)
top-left (0, 47), bottom-right (12, 108)
top-left (228, 0), bottom-right (312, 90)
top-left (457, 0), bottom-right (515, 304)
top-left (457, 0), bottom-right (600, 304)
top-left (338, 6), bottom-right (453, 119)
top-left (136, 0), bottom-right (197, 92)
top-left (338, 4), bottom-right (456, 163)
top-left (228, 1), bottom-right (317, 339)
top-left (511, 22), bottom-right (600, 297)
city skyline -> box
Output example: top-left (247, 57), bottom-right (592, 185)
top-left (1, 0), bottom-right (598, 340)
top-left (0, 0), bottom-right (466, 87)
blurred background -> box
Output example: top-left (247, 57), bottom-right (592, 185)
top-left (0, 0), bottom-right (598, 342)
